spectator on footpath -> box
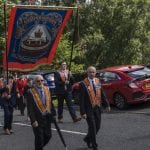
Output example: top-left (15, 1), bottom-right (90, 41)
top-left (54, 61), bottom-right (81, 123)
top-left (79, 66), bottom-right (111, 150)
top-left (26, 75), bottom-right (52, 150)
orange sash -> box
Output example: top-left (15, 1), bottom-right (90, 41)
top-left (83, 78), bottom-right (101, 107)
top-left (31, 86), bottom-right (51, 113)
top-left (57, 69), bottom-right (69, 82)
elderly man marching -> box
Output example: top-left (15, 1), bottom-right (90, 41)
top-left (26, 75), bottom-right (52, 150)
top-left (79, 66), bottom-right (111, 150)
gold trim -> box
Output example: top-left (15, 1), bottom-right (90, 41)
top-left (7, 4), bottom-right (78, 10)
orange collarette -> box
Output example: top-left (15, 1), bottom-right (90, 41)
top-left (83, 78), bottom-right (101, 107)
top-left (31, 86), bottom-right (51, 113)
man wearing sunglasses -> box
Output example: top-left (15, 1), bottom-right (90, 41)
top-left (26, 75), bottom-right (52, 150)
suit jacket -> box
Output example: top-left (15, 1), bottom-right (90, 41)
top-left (0, 85), bottom-right (16, 109)
top-left (54, 71), bottom-right (74, 94)
top-left (79, 81), bottom-right (110, 116)
top-left (26, 87), bottom-right (51, 125)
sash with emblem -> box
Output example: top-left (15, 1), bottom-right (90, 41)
top-left (30, 86), bottom-right (51, 114)
top-left (83, 78), bottom-right (101, 107)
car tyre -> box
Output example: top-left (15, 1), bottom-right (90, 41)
top-left (114, 93), bottom-right (128, 110)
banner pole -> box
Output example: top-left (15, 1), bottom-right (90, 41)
top-left (3, 0), bottom-right (8, 84)
top-left (68, 8), bottom-right (79, 71)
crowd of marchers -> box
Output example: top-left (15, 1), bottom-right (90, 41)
top-left (0, 62), bottom-right (111, 150)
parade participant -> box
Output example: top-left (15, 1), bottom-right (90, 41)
top-left (26, 75), bottom-right (52, 150)
top-left (0, 76), bottom-right (16, 135)
top-left (79, 66), bottom-right (111, 150)
top-left (0, 85), bottom-right (15, 135)
top-left (16, 75), bottom-right (27, 115)
top-left (54, 61), bottom-right (81, 123)
top-left (7, 77), bottom-right (17, 108)
top-left (24, 78), bottom-right (34, 121)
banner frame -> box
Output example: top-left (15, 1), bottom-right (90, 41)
top-left (7, 4), bottom-right (78, 10)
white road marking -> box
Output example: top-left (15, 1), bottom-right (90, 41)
top-left (13, 122), bottom-right (86, 135)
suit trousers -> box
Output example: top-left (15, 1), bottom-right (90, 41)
top-left (57, 91), bottom-right (77, 121)
top-left (33, 117), bottom-right (52, 150)
top-left (17, 96), bottom-right (26, 115)
top-left (85, 106), bottom-right (101, 148)
top-left (4, 106), bottom-right (13, 130)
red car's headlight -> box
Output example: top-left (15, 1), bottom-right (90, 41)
top-left (128, 82), bottom-right (139, 88)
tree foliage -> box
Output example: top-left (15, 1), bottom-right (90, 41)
top-left (78, 0), bottom-right (150, 69)
top-left (0, 0), bottom-right (149, 72)
top-left (0, 0), bottom-right (18, 66)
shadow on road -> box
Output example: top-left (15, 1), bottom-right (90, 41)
top-left (109, 101), bottom-right (150, 112)
top-left (76, 148), bottom-right (88, 150)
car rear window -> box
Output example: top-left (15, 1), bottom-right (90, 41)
top-left (126, 67), bottom-right (150, 78)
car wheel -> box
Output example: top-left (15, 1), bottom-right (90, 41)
top-left (114, 93), bottom-right (127, 110)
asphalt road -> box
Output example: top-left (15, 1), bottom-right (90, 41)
top-left (1, 102), bottom-right (150, 150)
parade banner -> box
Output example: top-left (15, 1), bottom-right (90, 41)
top-left (3, 6), bottom-right (72, 71)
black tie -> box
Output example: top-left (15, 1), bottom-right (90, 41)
top-left (92, 80), bottom-right (96, 95)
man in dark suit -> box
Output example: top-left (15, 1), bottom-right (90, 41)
top-left (54, 61), bottom-right (81, 123)
top-left (0, 77), bottom-right (16, 135)
top-left (79, 66), bottom-right (111, 150)
top-left (26, 75), bottom-right (52, 150)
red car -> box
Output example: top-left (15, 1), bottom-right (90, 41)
top-left (96, 65), bottom-right (150, 109)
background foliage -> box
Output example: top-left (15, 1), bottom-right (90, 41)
top-left (0, 0), bottom-right (149, 73)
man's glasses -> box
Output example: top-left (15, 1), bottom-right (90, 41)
top-left (36, 80), bottom-right (44, 83)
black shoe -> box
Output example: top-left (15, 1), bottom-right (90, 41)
top-left (92, 143), bottom-right (98, 150)
top-left (83, 138), bottom-right (92, 148)
top-left (73, 117), bottom-right (81, 123)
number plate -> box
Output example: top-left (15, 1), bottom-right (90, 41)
top-left (145, 83), bottom-right (150, 88)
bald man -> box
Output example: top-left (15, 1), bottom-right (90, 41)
top-left (79, 66), bottom-right (110, 150)
top-left (26, 75), bottom-right (52, 150)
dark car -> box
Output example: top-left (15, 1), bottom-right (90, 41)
top-left (42, 72), bottom-right (56, 95)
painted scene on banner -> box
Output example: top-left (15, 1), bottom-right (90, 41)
top-left (3, 7), bottom-right (72, 71)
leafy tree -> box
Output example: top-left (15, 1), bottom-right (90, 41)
top-left (78, 0), bottom-right (150, 69)
top-left (0, 0), bottom-right (18, 67)
top-left (0, 0), bottom-right (149, 72)
top-left (50, 33), bottom-right (84, 72)
top-left (0, 1), bottom-right (5, 65)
